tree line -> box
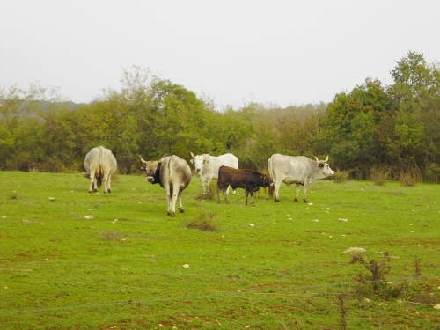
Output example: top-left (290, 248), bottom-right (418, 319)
top-left (0, 52), bottom-right (439, 182)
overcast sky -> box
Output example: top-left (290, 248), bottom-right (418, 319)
top-left (1, 0), bottom-right (439, 109)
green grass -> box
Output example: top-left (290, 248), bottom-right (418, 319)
top-left (0, 172), bottom-right (439, 329)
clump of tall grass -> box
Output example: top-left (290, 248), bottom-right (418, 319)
top-left (185, 212), bottom-right (218, 231)
top-left (397, 161), bottom-right (421, 187)
top-left (370, 166), bottom-right (390, 186)
top-left (333, 170), bottom-right (349, 183)
top-left (400, 166), bottom-right (421, 187)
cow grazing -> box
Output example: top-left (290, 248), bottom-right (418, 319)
top-left (83, 146), bottom-right (117, 193)
top-left (268, 154), bottom-right (334, 203)
top-left (217, 165), bottom-right (273, 205)
top-left (189, 152), bottom-right (238, 196)
top-left (141, 155), bottom-right (192, 216)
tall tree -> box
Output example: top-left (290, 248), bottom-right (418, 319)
top-left (388, 51), bottom-right (440, 177)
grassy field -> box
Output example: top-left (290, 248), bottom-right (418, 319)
top-left (0, 171), bottom-right (439, 329)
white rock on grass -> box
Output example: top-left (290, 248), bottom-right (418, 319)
top-left (343, 247), bottom-right (366, 255)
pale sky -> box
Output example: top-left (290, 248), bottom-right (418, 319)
top-left (1, 0), bottom-right (439, 109)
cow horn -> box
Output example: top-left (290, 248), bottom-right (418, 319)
top-left (324, 155), bottom-right (328, 162)
top-left (190, 152), bottom-right (195, 158)
top-left (139, 155), bottom-right (148, 164)
top-left (314, 156), bottom-right (319, 162)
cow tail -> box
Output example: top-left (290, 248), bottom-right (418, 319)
top-left (268, 157), bottom-right (274, 181)
top-left (168, 157), bottom-right (173, 195)
top-left (97, 147), bottom-right (104, 187)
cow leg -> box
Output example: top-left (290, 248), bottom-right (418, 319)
top-left (169, 183), bottom-right (180, 216)
top-left (216, 185), bottom-right (221, 203)
top-left (89, 170), bottom-right (97, 193)
top-left (202, 178), bottom-right (210, 196)
top-left (294, 184), bottom-right (301, 202)
top-left (273, 180), bottom-right (281, 202)
top-left (303, 184), bottom-right (309, 203)
top-left (106, 173), bottom-right (112, 193)
top-left (222, 189), bottom-right (229, 203)
top-left (102, 171), bottom-right (111, 193)
top-left (205, 178), bottom-right (211, 195)
top-left (178, 193), bottom-right (184, 213)
top-left (165, 186), bottom-right (174, 216)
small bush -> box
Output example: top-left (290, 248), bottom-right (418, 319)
top-left (371, 167), bottom-right (389, 186)
top-left (333, 170), bottom-right (349, 183)
top-left (101, 231), bottom-right (124, 241)
top-left (186, 212), bottom-right (218, 231)
top-left (399, 162), bottom-right (421, 187)
top-left (399, 171), bottom-right (420, 187)
top-left (349, 251), bottom-right (410, 300)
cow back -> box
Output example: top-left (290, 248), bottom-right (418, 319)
top-left (84, 146), bottom-right (117, 174)
top-left (205, 153), bottom-right (238, 179)
top-left (160, 155), bottom-right (192, 190)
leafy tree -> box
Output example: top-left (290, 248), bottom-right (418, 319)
top-left (320, 79), bottom-right (394, 175)
top-left (388, 51), bottom-right (440, 178)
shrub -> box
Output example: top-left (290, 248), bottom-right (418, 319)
top-left (333, 170), bottom-right (349, 183)
top-left (400, 170), bottom-right (420, 187)
top-left (185, 212), bottom-right (218, 231)
top-left (399, 162), bottom-right (421, 187)
top-left (370, 167), bottom-right (390, 186)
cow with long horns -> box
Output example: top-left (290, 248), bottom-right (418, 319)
top-left (268, 154), bottom-right (334, 202)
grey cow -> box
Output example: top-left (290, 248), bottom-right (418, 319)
top-left (268, 154), bottom-right (334, 202)
top-left (141, 155), bottom-right (192, 216)
top-left (84, 146), bottom-right (117, 193)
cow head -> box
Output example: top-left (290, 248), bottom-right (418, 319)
top-left (313, 156), bottom-right (334, 178)
top-left (260, 173), bottom-right (273, 188)
top-left (189, 152), bottom-right (205, 175)
top-left (139, 156), bottom-right (160, 183)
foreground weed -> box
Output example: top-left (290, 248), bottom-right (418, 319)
top-left (185, 212), bottom-right (218, 231)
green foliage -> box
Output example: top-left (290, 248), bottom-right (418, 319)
top-left (320, 79), bottom-right (395, 174)
top-left (0, 53), bottom-right (439, 181)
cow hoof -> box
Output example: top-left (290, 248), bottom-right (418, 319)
top-left (294, 198), bottom-right (298, 202)
top-left (167, 211), bottom-right (175, 217)
top-left (179, 208), bottom-right (184, 213)
top-left (303, 199), bottom-right (308, 203)
top-left (275, 198), bottom-right (280, 202)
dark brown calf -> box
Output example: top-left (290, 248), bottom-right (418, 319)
top-left (217, 165), bottom-right (273, 205)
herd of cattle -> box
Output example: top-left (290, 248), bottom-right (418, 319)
top-left (83, 146), bottom-right (334, 216)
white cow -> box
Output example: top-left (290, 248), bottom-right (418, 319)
top-left (190, 152), bottom-right (238, 196)
top-left (268, 154), bottom-right (334, 202)
top-left (84, 146), bottom-right (117, 193)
